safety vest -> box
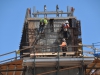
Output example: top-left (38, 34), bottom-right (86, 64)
top-left (63, 24), bottom-right (69, 28)
top-left (62, 23), bottom-right (69, 31)
top-left (40, 19), bottom-right (48, 25)
top-left (44, 19), bottom-right (48, 25)
top-left (60, 42), bottom-right (67, 47)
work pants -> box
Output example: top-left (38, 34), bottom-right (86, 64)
top-left (39, 26), bottom-right (44, 33)
top-left (62, 47), bottom-right (67, 56)
top-left (63, 31), bottom-right (68, 38)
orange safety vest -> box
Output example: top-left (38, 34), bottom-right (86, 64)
top-left (63, 24), bottom-right (70, 28)
top-left (60, 42), bottom-right (67, 47)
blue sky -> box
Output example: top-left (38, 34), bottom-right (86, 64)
top-left (0, 0), bottom-right (100, 61)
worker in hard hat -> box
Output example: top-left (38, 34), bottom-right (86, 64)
top-left (39, 18), bottom-right (48, 33)
top-left (61, 20), bottom-right (70, 39)
top-left (59, 38), bottom-right (67, 56)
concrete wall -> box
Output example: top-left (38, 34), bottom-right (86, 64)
top-left (24, 18), bottom-right (83, 75)
top-left (30, 19), bottom-right (74, 52)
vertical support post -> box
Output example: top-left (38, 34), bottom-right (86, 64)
top-left (92, 43), bottom-right (95, 54)
top-left (44, 5), bottom-right (47, 18)
top-left (15, 51), bottom-right (17, 60)
top-left (37, 10), bottom-right (39, 17)
top-left (61, 10), bottom-right (62, 17)
top-left (78, 67), bottom-right (82, 75)
top-left (81, 44), bottom-right (84, 75)
top-left (33, 6), bottom-right (36, 17)
top-left (70, 7), bottom-right (74, 16)
top-left (6, 65), bottom-right (9, 75)
top-left (34, 6), bottom-right (37, 17)
top-left (67, 6), bottom-right (69, 17)
top-left (33, 50), bottom-right (35, 75)
top-left (56, 5), bottom-right (59, 17)
top-left (46, 37), bottom-right (47, 52)
top-left (20, 71), bottom-right (23, 75)
top-left (13, 65), bottom-right (17, 75)
top-left (30, 8), bottom-right (31, 18)
top-left (84, 65), bottom-right (87, 75)
top-left (81, 63), bottom-right (85, 75)
top-left (27, 8), bottom-right (31, 18)
top-left (56, 46), bottom-right (60, 75)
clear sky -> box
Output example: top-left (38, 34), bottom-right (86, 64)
top-left (0, 0), bottom-right (100, 61)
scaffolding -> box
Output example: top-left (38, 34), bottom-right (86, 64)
top-left (19, 5), bottom-right (85, 75)
top-left (0, 5), bottom-right (100, 75)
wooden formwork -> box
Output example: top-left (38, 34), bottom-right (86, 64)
top-left (0, 59), bottom-right (23, 75)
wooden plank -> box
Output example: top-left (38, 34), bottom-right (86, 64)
top-left (0, 66), bottom-right (7, 70)
top-left (8, 71), bottom-right (13, 75)
top-left (0, 59), bottom-right (22, 66)
top-left (9, 65), bottom-right (22, 69)
top-left (88, 63), bottom-right (100, 67)
top-left (6, 66), bottom-right (8, 75)
top-left (0, 59), bottom-right (23, 75)
top-left (86, 59), bottom-right (100, 74)
top-left (1, 72), bottom-right (6, 75)
top-left (1, 65), bottom-right (22, 70)
top-left (15, 72), bottom-right (23, 75)
top-left (13, 65), bottom-right (16, 75)
top-left (29, 52), bottom-right (75, 56)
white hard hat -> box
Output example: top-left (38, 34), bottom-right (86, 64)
top-left (62, 38), bottom-right (66, 41)
top-left (65, 20), bottom-right (69, 23)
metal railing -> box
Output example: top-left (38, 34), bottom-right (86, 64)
top-left (0, 47), bottom-right (32, 64)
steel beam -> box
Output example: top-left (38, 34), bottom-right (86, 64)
top-left (23, 57), bottom-right (94, 67)
top-left (27, 17), bottom-right (76, 20)
top-left (23, 57), bottom-right (94, 62)
top-left (32, 11), bottom-right (71, 15)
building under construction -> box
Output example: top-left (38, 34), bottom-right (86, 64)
top-left (0, 5), bottom-right (100, 75)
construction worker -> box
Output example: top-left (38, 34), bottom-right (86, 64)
top-left (39, 18), bottom-right (48, 33)
top-left (59, 38), bottom-right (67, 56)
top-left (61, 20), bottom-right (70, 39)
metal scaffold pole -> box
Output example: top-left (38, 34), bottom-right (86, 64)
top-left (33, 50), bottom-right (36, 75)
top-left (56, 46), bottom-right (60, 75)
top-left (81, 44), bottom-right (85, 75)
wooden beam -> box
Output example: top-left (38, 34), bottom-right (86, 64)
top-left (0, 59), bottom-right (22, 66)
top-left (29, 52), bottom-right (75, 56)
top-left (87, 67), bottom-right (100, 69)
top-left (23, 45), bottom-right (80, 49)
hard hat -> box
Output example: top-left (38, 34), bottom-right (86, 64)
top-left (62, 38), bottom-right (66, 42)
top-left (65, 20), bottom-right (69, 23)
